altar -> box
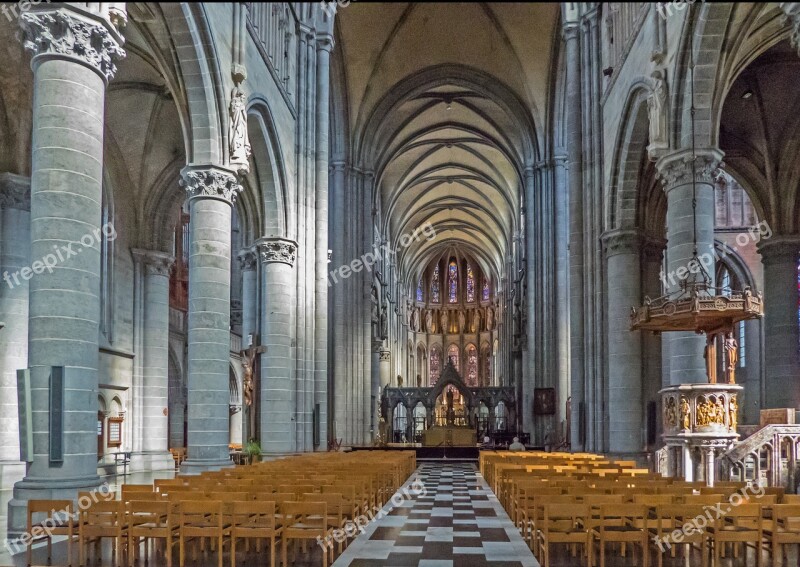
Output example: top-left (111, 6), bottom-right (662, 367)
top-left (379, 359), bottom-right (518, 446)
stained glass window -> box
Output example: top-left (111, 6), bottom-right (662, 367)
top-left (739, 320), bottom-right (746, 368)
top-left (417, 276), bottom-right (423, 302)
top-left (466, 344), bottom-right (478, 386)
top-left (448, 259), bottom-right (458, 303)
top-left (482, 278), bottom-right (490, 301)
top-left (482, 348), bottom-right (491, 386)
top-left (466, 264), bottom-right (475, 303)
top-left (431, 266), bottom-right (440, 303)
top-left (429, 347), bottom-right (441, 386)
top-left (448, 344), bottom-right (460, 372)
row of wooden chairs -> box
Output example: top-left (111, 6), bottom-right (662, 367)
top-left (25, 450), bottom-right (415, 567)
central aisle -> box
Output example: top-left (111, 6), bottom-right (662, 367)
top-left (334, 462), bottom-right (539, 566)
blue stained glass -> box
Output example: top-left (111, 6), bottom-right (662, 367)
top-left (448, 260), bottom-right (458, 303)
top-left (431, 266), bottom-right (440, 303)
top-left (466, 264), bottom-right (475, 303)
top-left (417, 276), bottom-right (423, 302)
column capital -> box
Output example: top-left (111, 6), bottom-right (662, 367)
top-left (256, 238), bottom-right (297, 267)
top-left (780, 3), bottom-right (800, 54)
top-left (601, 229), bottom-right (643, 258)
top-left (655, 148), bottom-right (724, 192)
top-left (642, 236), bottom-right (667, 263)
top-left (180, 164), bottom-right (242, 204)
top-left (316, 33), bottom-right (335, 53)
top-left (757, 235), bottom-right (800, 263)
top-left (132, 249), bottom-right (174, 277)
top-left (237, 248), bottom-right (258, 272)
top-left (19, 7), bottom-right (125, 83)
top-left (0, 173), bottom-right (30, 211)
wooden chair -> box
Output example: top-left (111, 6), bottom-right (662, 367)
top-left (590, 504), bottom-right (649, 567)
top-left (78, 499), bottom-right (125, 567)
top-left (126, 499), bottom-right (173, 567)
top-left (764, 503), bottom-right (800, 566)
top-left (654, 504), bottom-right (709, 567)
top-left (711, 503), bottom-right (763, 567)
top-left (281, 501), bottom-right (329, 567)
top-left (229, 501), bottom-right (282, 567)
top-left (27, 499), bottom-right (75, 567)
top-left (178, 500), bottom-right (226, 567)
top-left (537, 503), bottom-right (590, 567)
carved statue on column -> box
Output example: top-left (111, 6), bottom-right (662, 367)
top-left (379, 307), bottom-right (388, 340)
top-left (486, 307), bottom-right (494, 331)
top-left (729, 396), bottom-right (738, 431)
top-left (458, 310), bottom-right (466, 334)
top-left (229, 87), bottom-right (251, 172)
top-left (410, 307), bottom-right (419, 332)
top-left (472, 308), bottom-right (482, 333)
top-left (440, 310), bottom-right (449, 334)
top-left (425, 309), bottom-right (433, 333)
top-left (680, 396), bottom-right (691, 430)
top-left (646, 70), bottom-right (669, 159)
top-left (724, 332), bottom-right (738, 384)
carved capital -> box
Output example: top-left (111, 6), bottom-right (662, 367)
top-left (237, 248), bottom-right (258, 272)
top-left (601, 229), bottom-right (643, 258)
top-left (379, 348), bottom-right (391, 362)
top-left (655, 148), bottom-right (724, 192)
top-left (0, 173), bottom-right (31, 211)
top-left (180, 165), bottom-right (242, 204)
top-left (19, 9), bottom-right (125, 83)
top-left (132, 249), bottom-right (174, 277)
top-left (257, 238), bottom-right (297, 267)
top-left (641, 237), bottom-right (667, 264)
top-left (781, 3), bottom-right (800, 54)
top-left (757, 235), bottom-right (800, 264)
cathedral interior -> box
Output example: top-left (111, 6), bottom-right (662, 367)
top-left (0, 2), bottom-right (800, 566)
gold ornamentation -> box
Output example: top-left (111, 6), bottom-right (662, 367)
top-left (665, 396), bottom-right (677, 428)
top-left (680, 396), bottom-right (691, 430)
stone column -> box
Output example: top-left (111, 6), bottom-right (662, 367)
top-left (603, 230), bottom-right (643, 454)
top-left (655, 149), bottom-right (722, 385)
top-left (758, 236), bottom-right (800, 409)
top-left (238, 248), bottom-right (258, 340)
top-left (180, 166), bottom-right (240, 473)
top-left (0, 175), bottom-right (30, 489)
top-left (130, 250), bottom-right (174, 472)
top-left (8, 5), bottom-right (124, 534)
top-left (258, 238), bottom-right (297, 455)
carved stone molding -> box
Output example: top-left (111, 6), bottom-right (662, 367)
top-left (180, 165), bottom-right (242, 204)
top-left (132, 249), bottom-right (174, 278)
top-left (19, 9), bottom-right (125, 83)
top-left (256, 238), bottom-right (297, 267)
top-left (237, 248), bottom-right (258, 272)
top-left (379, 348), bottom-right (391, 362)
top-left (0, 173), bottom-right (31, 211)
top-left (655, 148), bottom-right (724, 191)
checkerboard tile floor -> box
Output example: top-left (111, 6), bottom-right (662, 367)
top-left (333, 462), bottom-right (539, 567)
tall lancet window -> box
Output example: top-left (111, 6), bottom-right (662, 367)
top-left (466, 344), bottom-right (478, 386)
top-left (448, 344), bottom-right (460, 372)
top-left (417, 276), bottom-right (424, 302)
top-left (482, 278), bottom-right (490, 301)
top-left (448, 259), bottom-right (458, 303)
top-left (430, 346), bottom-right (441, 385)
top-left (466, 263), bottom-right (475, 303)
top-left (431, 265), bottom-right (440, 303)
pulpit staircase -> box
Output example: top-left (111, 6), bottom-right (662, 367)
top-left (717, 424), bottom-right (800, 491)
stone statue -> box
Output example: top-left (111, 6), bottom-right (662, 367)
top-left (729, 396), bottom-right (738, 431)
top-left (646, 70), bottom-right (668, 158)
top-left (397, 375), bottom-right (403, 387)
top-left (425, 309), bottom-right (433, 333)
top-left (472, 308), bottom-right (481, 333)
top-left (664, 396), bottom-right (677, 428)
top-left (486, 307), bottom-right (494, 331)
top-left (229, 87), bottom-right (251, 169)
top-left (440, 310), bottom-right (449, 334)
top-left (458, 310), bottom-right (466, 334)
top-left (379, 308), bottom-right (388, 340)
top-left (410, 308), bottom-right (419, 332)
top-left (416, 374), bottom-right (422, 387)
top-left (715, 397), bottom-right (726, 425)
top-left (724, 332), bottom-right (738, 384)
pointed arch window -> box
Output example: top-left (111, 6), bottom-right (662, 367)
top-left (466, 344), bottom-right (478, 386)
top-left (482, 278), bottom-right (490, 301)
top-left (447, 344), bottom-right (460, 372)
top-left (416, 276), bottom-right (424, 302)
top-left (466, 263), bottom-right (475, 303)
top-left (431, 265), bottom-right (440, 303)
top-left (448, 259), bottom-right (458, 303)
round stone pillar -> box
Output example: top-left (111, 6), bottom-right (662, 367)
top-left (238, 248), bottom-right (258, 340)
top-left (603, 229), bottom-right (644, 454)
top-left (0, 175), bottom-right (30, 488)
top-left (758, 236), bottom-right (800, 409)
top-left (9, 6), bottom-right (124, 535)
top-left (180, 166), bottom-right (241, 473)
top-left (257, 238), bottom-right (297, 455)
top-left (131, 250), bottom-right (174, 472)
top-left (655, 149), bottom-right (723, 385)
